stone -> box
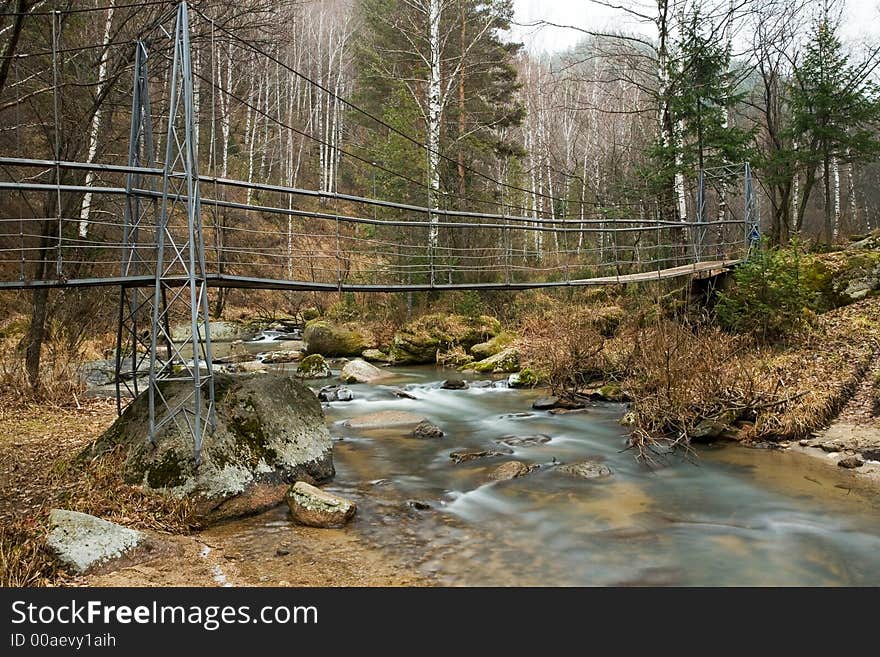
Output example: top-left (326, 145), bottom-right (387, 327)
top-left (441, 377), bottom-right (468, 390)
top-left (172, 321), bottom-right (256, 343)
top-left (260, 350), bottom-right (302, 364)
top-left (838, 456), bottom-right (864, 469)
top-left (549, 407), bottom-right (589, 416)
top-left (472, 347), bottom-right (520, 374)
top-left (296, 354), bottom-right (332, 379)
top-left (390, 314), bottom-right (502, 364)
top-left (470, 333), bottom-right (515, 359)
top-left (821, 442), bottom-right (844, 453)
top-left (317, 385), bottom-right (353, 403)
top-left (303, 320), bottom-right (374, 357)
top-left (83, 374), bottom-right (334, 523)
top-left (497, 434), bottom-right (552, 447)
top-left (508, 368), bottom-right (541, 388)
top-left (412, 420), bottom-right (444, 439)
top-left (362, 349), bottom-right (391, 363)
top-left (799, 439), bottom-right (810, 447)
top-left (343, 410), bottom-right (427, 430)
top-left (449, 449), bottom-right (512, 464)
top-left (862, 448), bottom-right (880, 461)
top-left (488, 461), bottom-right (531, 481)
top-left (47, 509), bottom-right (145, 574)
top-left (531, 397), bottom-right (583, 411)
top-left (408, 500), bottom-right (432, 511)
top-left (393, 389), bottom-right (419, 400)
top-left (285, 482), bottom-right (356, 528)
top-left (555, 460), bottom-right (613, 479)
top-left (340, 359), bottom-right (390, 384)
top-left (581, 382), bottom-right (630, 403)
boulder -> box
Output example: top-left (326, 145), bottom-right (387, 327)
top-left (581, 382), bottom-right (630, 403)
top-left (412, 420), bottom-right (444, 439)
top-left (488, 461), bottom-right (531, 481)
top-left (470, 332), bottom-right (516, 359)
top-left (83, 374), bottom-right (334, 523)
top-left (361, 349), bottom-right (391, 363)
top-left (172, 320), bottom-right (256, 343)
top-left (343, 410), bottom-right (427, 430)
top-left (340, 359), bottom-right (390, 384)
top-left (449, 449), bottom-right (512, 464)
top-left (555, 460), bottom-right (612, 479)
top-left (532, 397), bottom-right (585, 411)
top-left (47, 509), bottom-right (146, 574)
top-left (508, 368), bottom-right (541, 388)
top-left (438, 347), bottom-right (475, 368)
top-left (296, 354), bottom-right (332, 379)
top-left (441, 377), bottom-right (468, 390)
top-left (285, 482), bottom-right (356, 527)
top-left (472, 347), bottom-right (520, 374)
top-left (303, 320), bottom-right (374, 356)
top-left (390, 314), bottom-right (502, 364)
top-left (260, 350), bottom-right (303, 364)
top-left (838, 456), bottom-right (864, 469)
top-left (317, 385), bottom-right (353, 403)
top-left (497, 434), bottom-right (552, 447)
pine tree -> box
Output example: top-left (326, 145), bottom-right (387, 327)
top-left (788, 2), bottom-right (880, 242)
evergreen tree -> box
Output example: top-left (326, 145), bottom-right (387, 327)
top-left (788, 2), bottom-right (880, 242)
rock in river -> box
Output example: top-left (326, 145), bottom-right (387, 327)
top-left (286, 481), bottom-right (356, 527)
top-left (488, 461), bottom-right (531, 481)
top-left (47, 509), bottom-right (146, 574)
top-left (838, 456), bottom-right (865, 469)
top-left (498, 434), bottom-right (552, 447)
top-left (449, 448), bottom-right (512, 464)
top-left (340, 358), bottom-right (390, 384)
top-left (555, 460), bottom-right (612, 479)
top-left (82, 373), bottom-right (334, 523)
top-left (441, 377), bottom-right (468, 390)
top-left (318, 385), bottom-right (353, 402)
top-left (296, 354), bottom-right (332, 379)
top-left (343, 410), bottom-right (427, 430)
top-left (412, 420), bottom-right (444, 439)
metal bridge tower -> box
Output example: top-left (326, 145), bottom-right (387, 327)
top-left (114, 2), bottom-right (215, 465)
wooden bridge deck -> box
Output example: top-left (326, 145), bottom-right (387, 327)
top-left (0, 259), bottom-right (740, 292)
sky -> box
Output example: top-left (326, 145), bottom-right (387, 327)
top-left (510, 0), bottom-right (880, 54)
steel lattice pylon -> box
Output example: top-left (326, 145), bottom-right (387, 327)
top-left (115, 3), bottom-right (215, 465)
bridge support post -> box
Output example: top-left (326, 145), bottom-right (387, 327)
top-left (744, 162), bottom-right (760, 256)
top-left (115, 42), bottom-right (158, 415)
top-left (115, 6), bottom-right (215, 466)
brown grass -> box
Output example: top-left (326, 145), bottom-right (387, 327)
top-left (0, 399), bottom-right (198, 587)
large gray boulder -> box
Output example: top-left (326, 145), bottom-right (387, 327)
top-left (47, 509), bottom-right (145, 574)
top-left (85, 373), bottom-right (334, 523)
top-left (340, 359), bottom-right (390, 384)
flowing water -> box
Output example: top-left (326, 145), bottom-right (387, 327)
top-left (214, 365), bottom-right (880, 586)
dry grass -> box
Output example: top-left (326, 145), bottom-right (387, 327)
top-left (0, 399), bottom-right (198, 587)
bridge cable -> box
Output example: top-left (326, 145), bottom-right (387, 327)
top-left (51, 9), bottom-right (62, 277)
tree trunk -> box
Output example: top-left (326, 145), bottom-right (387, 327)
top-left (426, 0), bottom-right (442, 269)
top-left (77, 1), bottom-right (115, 238)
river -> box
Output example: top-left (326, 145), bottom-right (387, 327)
top-left (209, 364), bottom-right (880, 586)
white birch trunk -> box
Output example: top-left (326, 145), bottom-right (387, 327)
top-left (78, 1), bottom-right (115, 238)
top-left (831, 155), bottom-right (841, 240)
top-left (427, 0), bottom-right (442, 256)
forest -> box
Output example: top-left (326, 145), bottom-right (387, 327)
top-left (2, 0), bottom-right (880, 590)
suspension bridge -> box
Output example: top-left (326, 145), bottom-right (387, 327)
top-left (0, 2), bottom-right (759, 462)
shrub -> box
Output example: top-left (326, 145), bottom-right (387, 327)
top-left (716, 243), bottom-right (812, 342)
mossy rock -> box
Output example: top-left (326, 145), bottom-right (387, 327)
top-left (303, 319), bottom-right (375, 357)
top-left (802, 251), bottom-right (880, 312)
top-left (296, 354), bottom-right (331, 379)
top-left (391, 314), bottom-right (502, 364)
top-left (508, 368), bottom-right (544, 388)
top-left (438, 346), bottom-right (475, 368)
top-left (82, 374), bottom-right (334, 523)
top-left (472, 347), bottom-right (520, 374)
top-left (470, 332), bottom-right (516, 359)
top-left (591, 306), bottom-right (625, 338)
